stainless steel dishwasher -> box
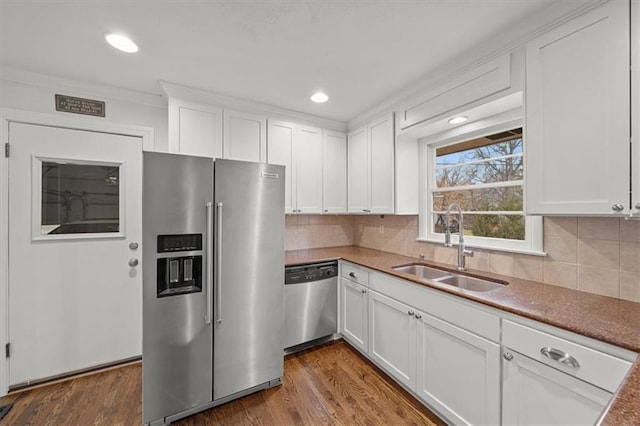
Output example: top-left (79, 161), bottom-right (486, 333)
top-left (284, 261), bottom-right (338, 351)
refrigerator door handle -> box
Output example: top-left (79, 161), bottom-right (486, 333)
top-left (205, 202), bottom-right (213, 325)
top-left (216, 201), bottom-right (223, 324)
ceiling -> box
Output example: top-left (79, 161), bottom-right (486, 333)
top-left (0, 0), bottom-right (556, 122)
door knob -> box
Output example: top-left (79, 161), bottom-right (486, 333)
top-left (128, 258), bottom-right (139, 267)
top-left (129, 242), bottom-right (139, 250)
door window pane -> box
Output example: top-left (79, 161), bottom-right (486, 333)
top-left (41, 161), bottom-right (120, 235)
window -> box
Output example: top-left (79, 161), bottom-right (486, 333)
top-left (421, 126), bottom-right (543, 254)
top-left (35, 158), bottom-right (122, 239)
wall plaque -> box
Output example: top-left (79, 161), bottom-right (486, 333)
top-left (55, 94), bottom-right (105, 117)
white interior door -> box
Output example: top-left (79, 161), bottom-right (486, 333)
top-left (8, 122), bottom-right (142, 387)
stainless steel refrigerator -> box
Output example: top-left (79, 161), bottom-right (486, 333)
top-left (142, 153), bottom-right (285, 425)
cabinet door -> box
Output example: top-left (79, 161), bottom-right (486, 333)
top-left (417, 313), bottom-right (500, 425)
top-left (323, 130), bottom-right (347, 213)
top-left (525, 1), bottom-right (630, 215)
top-left (267, 121), bottom-right (295, 213)
top-left (369, 113), bottom-right (395, 214)
top-left (348, 126), bottom-right (369, 213)
top-left (368, 291), bottom-right (417, 389)
top-left (223, 110), bottom-right (267, 163)
top-left (502, 350), bottom-right (611, 426)
top-left (341, 278), bottom-right (368, 353)
top-left (295, 126), bottom-right (323, 214)
top-left (168, 98), bottom-right (223, 158)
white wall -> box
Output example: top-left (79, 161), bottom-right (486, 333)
top-left (1, 68), bottom-right (168, 151)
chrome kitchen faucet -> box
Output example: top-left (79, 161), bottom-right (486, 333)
top-left (444, 203), bottom-right (474, 271)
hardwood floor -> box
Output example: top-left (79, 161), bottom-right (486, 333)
top-left (0, 340), bottom-right (445, 425)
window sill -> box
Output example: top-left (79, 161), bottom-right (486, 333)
top-left (416, 237), bottom-right (547, 257)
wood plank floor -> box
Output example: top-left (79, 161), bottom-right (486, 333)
top-left (0, 340), bottom-right (445, 425)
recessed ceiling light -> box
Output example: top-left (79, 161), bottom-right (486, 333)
top-left (448, 116), bottom-right (468, 125)
top-left (105, 33), bottom-right (138, 53)
top-left (310, 92), bottom-right (329, 103)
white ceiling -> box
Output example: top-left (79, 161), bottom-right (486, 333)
top-left (0, 1), bottom-right (557, 122)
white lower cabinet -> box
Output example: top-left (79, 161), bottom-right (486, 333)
top-left (340, 278), bottom-right (368, 353)
top-left (502, 350), bottom-right (611, 426)
top-left (501, 319), bottom-right (633, 426)
top-left (368, 291), bottom-right (417, 389)
top-left (417, 313), bottom-right (500, 426)
top-left (338, 263), bottom-right (634, 426)
top-left (367, 285), bottom-right (500, 425)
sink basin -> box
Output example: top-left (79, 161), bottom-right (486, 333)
top-left (392, 264), bottom-right (450, 280)
top-left (434, 275), bottom-right (505, 293)
top-left (392, 263), bottom-right (507, 293)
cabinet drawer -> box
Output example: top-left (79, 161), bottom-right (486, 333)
top-left (341, 262), bottom-right (369, 286)
top-left (503, 320), bottom-right (633, 393)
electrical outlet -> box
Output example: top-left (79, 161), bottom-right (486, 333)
top-left (378, 225), bottom-right (384, 235)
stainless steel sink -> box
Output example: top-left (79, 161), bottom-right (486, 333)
top-left (392, 264), bottom-right (450, 280)
top-left (434, 275), bottom-right (506, 293)
top-left (392, 263), bottom-right (507, 293)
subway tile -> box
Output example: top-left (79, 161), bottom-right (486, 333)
top-left (577, 239), bottom-right (619, 269)
top-left (620, 271), bottom-right (640, 303)
top-left (466, 249), bottom-right (490, 272)
top-left (544, 236), bottom-right (577, 263)
top-left (620, 241), bottom-right (640, 272)
top-left (433, 245), bottom-right (456, 266)
top-left (489, 252), bottom-right (514, 276)
top-left (620, 219), bottom-right (640, 243)
top-left (577, 217), bottom-right (619, 241)
top-left (513, 254), bottom-right (544, 282)
top-left (544, 217), bottom-right (577, 239)
top-left (543, 260), bottom-right (577, 289)
top-left (577, 265), bottom-right (619, 298)
top-left (285, 215), bottom-right (298, 226)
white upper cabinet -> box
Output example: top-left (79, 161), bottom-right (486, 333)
top-left (167, 98), bottom-right (223, 158)
top-left (525, 0), bottom-right (630, 215)
top-left (348, 113), bottom-right (395, 214)
top-left (267, 121), bottom-right (295, 213)
top-left (267, 121), bottom-right (322, 214)
top-left (323, 130), bottom-right (347, 213)
top-left (223, 110), bottom-right (267, 163)
top-left (294, 125), bottom-right (323, 214)
top-left (347, 126), bottom-right (369, 213)
top-left (369, 114), bottom-right (395, 213)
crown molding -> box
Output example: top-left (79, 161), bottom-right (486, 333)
top-left (159, 81), bottom-right (347, 132)
top-left (1, 65), bottom-right (166, 108)
top-left (346, 0), bottom-right (607, 130)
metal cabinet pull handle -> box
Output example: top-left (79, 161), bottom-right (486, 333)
top-left (540, 346), bottom-right (580, 368)
top-left (414, 313), bottom-right (422, 319)
top-left (503, 352), bottom-right (514, 361)
top-left (361, 288), bottom-right (367, 294)
top-left (349, 272), bottom-right (357, 279)
top-left (215, 202), bottom-right (223, 324)
top-left (408, 310), bottom-right (414, 316)
top-left (128, 258), bottom-right (139, 267)
top-left (205, 202), bottom-right (213, 325)
top-left (612, 203), bottom-right (625, 212)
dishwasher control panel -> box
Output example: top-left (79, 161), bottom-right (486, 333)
top-left (285, 261), bottom-right (338, 284)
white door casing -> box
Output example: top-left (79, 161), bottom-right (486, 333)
top-left (3, 118), bottom-right (145, 390)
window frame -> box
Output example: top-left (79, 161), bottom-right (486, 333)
top-left (418, 118), bottom-right (544, 256)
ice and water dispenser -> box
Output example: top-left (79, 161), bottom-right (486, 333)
top-left (156, 234), bottom-right (203, 297)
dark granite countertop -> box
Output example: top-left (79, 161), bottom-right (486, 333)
top-left (285, 246), bottom-right (640, 425)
